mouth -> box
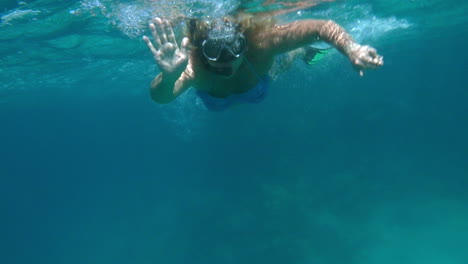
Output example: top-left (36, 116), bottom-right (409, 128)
top-left (211, 66), bottom-right (233, 76)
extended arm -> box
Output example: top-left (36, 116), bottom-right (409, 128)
top-left (256, 20), bottom-right (346, 53)
top-left (256, 19), bottom-right (383, 74)
top-left (148, 69), bottom-right (192, 104)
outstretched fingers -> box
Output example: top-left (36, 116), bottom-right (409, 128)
top-left (150, 23), bottom-right (162, 48)
top-left (153, 17), bottom-right (168, 44)
top-left (164, 20), bottom-right (178, 45)
top-left (180, 37), bottom-right (189, 54)
top-left (143, 36), bottom-right (157, 56)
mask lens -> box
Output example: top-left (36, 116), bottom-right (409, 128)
top-left (202, 34), bottom-right (247, 62)
top-left (228, 35), bottom-right (246, 57)
top-left (202, 39), bottom-right (222, 61)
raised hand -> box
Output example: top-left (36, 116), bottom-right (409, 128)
top-left (346, 43), bottom-right (384, 76)
top-left (143, 17), bottom-right (189, 76)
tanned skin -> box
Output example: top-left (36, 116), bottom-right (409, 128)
top-left (143, 17), bottom-right (383, 104)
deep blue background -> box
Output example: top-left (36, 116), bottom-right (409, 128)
top-left (1, 7), bottom-right (468, 264)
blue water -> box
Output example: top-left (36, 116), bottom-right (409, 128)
top-left (1, 0), bottom-right (467, 264)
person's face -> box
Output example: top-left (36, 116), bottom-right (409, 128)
top-left (201, 31), bottom-right (247, 78)
top-left (206, 56), bottom-right (243, 78)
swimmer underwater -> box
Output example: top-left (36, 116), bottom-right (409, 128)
top-left (143, 13), bottom-right (384, 111)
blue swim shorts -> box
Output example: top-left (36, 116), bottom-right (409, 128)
top-left (195, 76), bottom-right (270, 111)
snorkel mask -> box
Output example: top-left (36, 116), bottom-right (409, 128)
top-left (201, 21), bottom-right (247, 62)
